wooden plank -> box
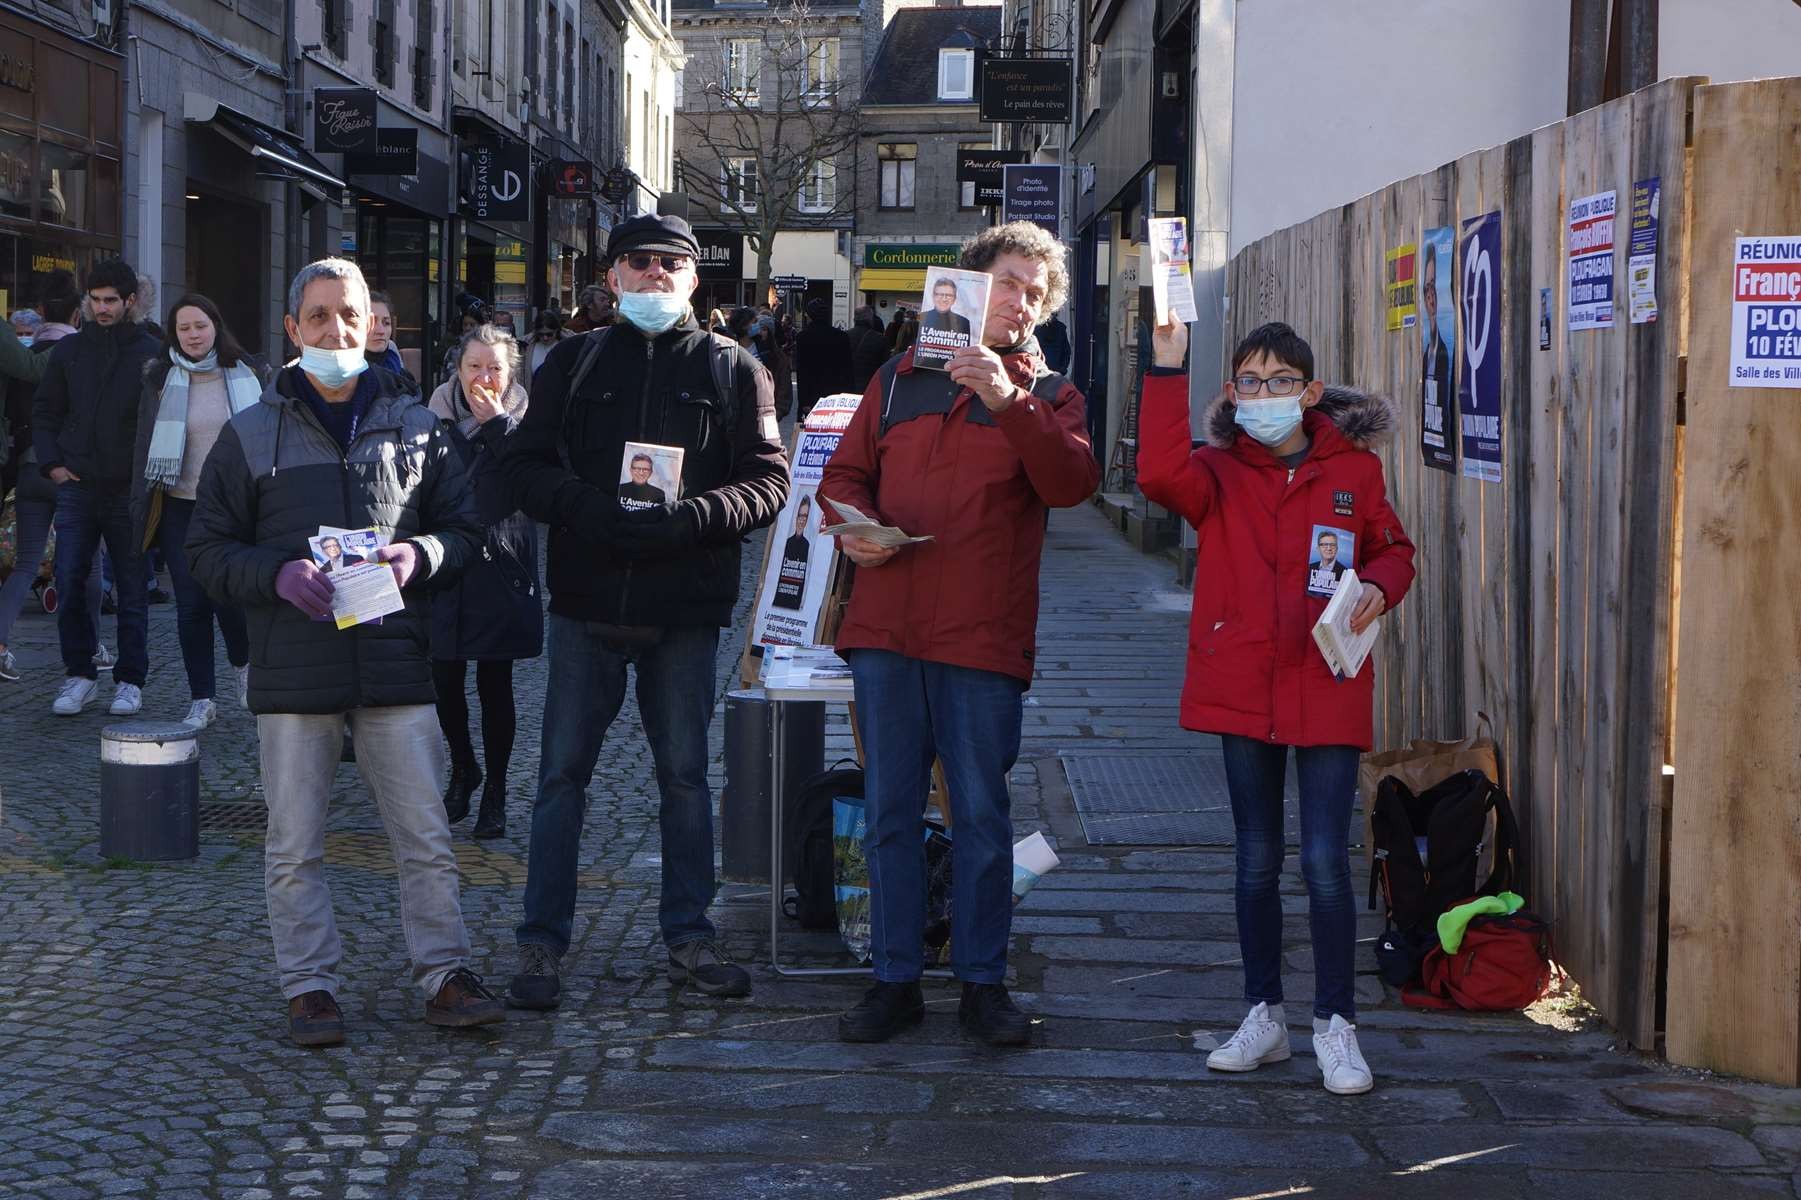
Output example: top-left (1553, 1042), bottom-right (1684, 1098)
top-left (1501, 130), bottom-right (1536, 820)
top-left (1421, 159), bottom-right (1465, 739)
top-left (1390, 174), bottom-right (1427, 747)
top-left (1668, 76), bottom-right (1801, 1085)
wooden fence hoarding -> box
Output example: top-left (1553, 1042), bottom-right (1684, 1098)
top-left (1225, 77), bottom-right (1697, 1053)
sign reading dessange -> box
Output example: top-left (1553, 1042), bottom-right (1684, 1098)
top-left (978, 58), bottom-right (1073, 124)
top-left (865, 244), bottom-right (961, 268)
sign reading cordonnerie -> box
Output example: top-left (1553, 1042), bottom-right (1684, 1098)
top-left (313, 88), bottom-right (378, 155)
top-left (864, 244), bottom-right (960, 268)
top-left (978, 58), bottom-right (1073, 124)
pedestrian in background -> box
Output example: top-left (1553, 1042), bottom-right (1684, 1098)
top-left (1035, 310), bottom-right (1073, 375)
top-left (794, 298), bottom-right (852, 421)
top-left (11, 309), bottom-right (40, 346)
top-left (427, 324), bottom-right (541, 840)
top-left (0, 289), bottom-right (58, 683)
top-left (1136, 317), bottom-right (1416, 1097)
top-left (499, 214), bottom-right (788, 1011)
top-left (129, 292), bottom-right (264, 728)
top-left (366, 290), bottom-right (419, 392)
top-left (821, 221), bottom-right (1099, 1047)
top-left (187, 257), bottom-right (501, 1047)
top-left (565, 284), bottom-right (616, 334)
top-left (524, 309), bottom-right (568, 383)
top-left (890, 312), bottom-right (920, 358)
top-left (847, 306), bottom-right (890, 393)
top-left (34, 259), bottom-right (160, 717)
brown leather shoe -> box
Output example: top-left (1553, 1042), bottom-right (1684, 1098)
top-left (288, 989), bottom-right (345, 1047)
top-left (425, 968), bottom-right (505, 1028)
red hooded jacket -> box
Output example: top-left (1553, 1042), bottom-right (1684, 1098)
top-left (820, 348), bottom-right (1099, 682)
top-left (1136, 370), bottom-right (1416, 750)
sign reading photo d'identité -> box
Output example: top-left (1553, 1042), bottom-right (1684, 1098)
top-left (1730, 236), bottom-right (1801, 388)
top-left (1458, 210), bottom-right (1504, 484)
top-left (1001, 164), bottom-right (1061, 236)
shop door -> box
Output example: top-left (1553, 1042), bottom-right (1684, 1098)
top-left (186, 193), bottom-right (264, 354)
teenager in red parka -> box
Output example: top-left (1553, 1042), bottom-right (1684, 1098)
top-left (1138, 318), bottom-right (1416, 1097)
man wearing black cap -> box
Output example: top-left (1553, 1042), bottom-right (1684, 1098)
top-left (495, 213), bottom-right (790, 1008)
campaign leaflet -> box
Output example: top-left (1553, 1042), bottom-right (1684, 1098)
top-left (911, 266), bottom-right (991, 371)
top-left (1148, 217), bottom-right (1199, 325)
top-left (307, 526), bottom-right (403, 630)
top-left (618, 442), bottom-right (683, 511)
top-left (750, 393), bottom-right (863, 650)
top-left (1568, 189), bottom-right (1617, 331)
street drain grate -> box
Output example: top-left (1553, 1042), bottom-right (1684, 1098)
top-left (1061, 752), bottom-right (1324, 848)
top-left (200, 800), bottom-right (267, 836)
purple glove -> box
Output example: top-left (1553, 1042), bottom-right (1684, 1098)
top-left (374, 541), bottom-right (421, 587)
top-left (275, 559), bottom-right (335, 619)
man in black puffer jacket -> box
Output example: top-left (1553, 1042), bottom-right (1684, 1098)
top-left (187, 257), bottom-right (503, 1049)
top-left (497, 214), bottom-right (789, 1009)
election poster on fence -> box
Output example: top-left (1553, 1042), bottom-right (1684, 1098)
top-left (1568, 189), bottom-right (1616, 330)
top-left (751, 393), bottom-right (862, 647)
top-left (1458, 210), bottom-right (1504, 483)
top-left (1419, 227), bottom-right (1457, 472)
top-left (1385, 244), bottom-right (1417, 332)
top-left (1730, 236), bottom-right (1801, 389)
top-left (1628, 177), bottom-right (1661, 325)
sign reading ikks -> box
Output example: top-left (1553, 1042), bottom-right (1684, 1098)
top-left (313, 88), bottom-right (377, 155)
top-left (469, 138), bottom-right (531, 223)
top-left (957, 148), bottom-right (1027, 206)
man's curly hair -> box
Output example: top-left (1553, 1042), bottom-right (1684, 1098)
top-left (958, 220), bottom-right (1069, 314)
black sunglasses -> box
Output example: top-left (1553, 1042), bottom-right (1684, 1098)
top-left (619, 252), bottom-right (693, 273)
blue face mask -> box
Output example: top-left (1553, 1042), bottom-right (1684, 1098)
top-left (298, 344), bottom-right (370, 389)
top-left (617, 290), bottom-right (689, 336)
top-left (1234, 397), bottom-right (1304, 447)
top-left (16, 335), bottom-right (30, 347)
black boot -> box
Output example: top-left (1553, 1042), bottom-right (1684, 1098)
top-left (444, 758), bottom-right (481, 825)
top-left (958, 982), bottom-right (1032, 1046)
top-left (838, 981), bottom-right (925, 1043)
top-left (472, 777), bottom-right (506, 839)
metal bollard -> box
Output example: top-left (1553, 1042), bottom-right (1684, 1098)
top-left (99, 721), bottom-right (201, 862)
top-left (720, 688), bottom-right (824, 883)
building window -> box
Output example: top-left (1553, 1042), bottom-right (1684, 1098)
top-left (724, 37), bottom-right (761, 106)
top-left (673, 65), bottom-right (683, 110)
top-left (938, 49), bottom-right (974, 100)
top-left (878, 142), bottom-right (916, 210)
top-left (799, 159), bottom-right (836, 213)
top-left (564, 19), bottom-right (576, 128)
top-left (372, 0), bottom-right (397, 86)
top-left (723, 157), bottom-right (758, 212)
top-left (321, 0), bottom-right (350, 58)
top-left (803, 38), bottom-right (838, 101)
top-left (413, 0), bottom-right (436, 108)
top-left (545, 9), bottom-right (558, 118)
top-left (959, 141), bottom-right (989, 209)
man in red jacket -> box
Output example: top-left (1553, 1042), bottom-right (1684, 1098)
top-left (820, 221), bottom-right (1099, 1046)
top-left (1138, 316), bottom-right (1415, 1098)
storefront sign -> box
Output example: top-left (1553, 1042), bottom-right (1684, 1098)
top-left (1001, 164), bottom-right (1061, 235)
top-left (344, 127), bottom-right (418, 177)
top-left (771, 274), bottom-right (808, 290)
top-left (550, 159), bottom-right (596, 198)
top-left (957, 148), bottom-right (1026, 206)
top-left (696, 228), bottom-right (743, 279)
top-left (978, 58), bottom-right (1073, 124)
top-left (313, 88), bottom-right (378, 155)
top-left (469, 137), bottom-right (531, 223)
top-left (864, 244), bottom-right (960, 268)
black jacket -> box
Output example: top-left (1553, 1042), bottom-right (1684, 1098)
top-left (848, 324), bottom-right (892, 393)
top-left (794, 321), bottom-right (852, 414)
top-left (32, 321), bottom-right (161, 488)
top-left (496, 315), bottom-right (789, 627)
top-left (185, 365), bottom-right (482, 714)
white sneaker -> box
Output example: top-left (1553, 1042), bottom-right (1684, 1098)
top-left (183, 699), bottom-right (217, 728)
top-left (93, 645), bottom-right (114, 672)
top-left (52, 676), bottom-right (97, 715)
top-left (0, 650), bottom-right (18, 682)
top-left (234, 664), bottom-right (250, 709)
top-left (109, 682), bottom-right (143, 716)
top-left (1206, 1002), bottom-right (1292, 1072)
top-left (1313, 1014), bottom-right (1374, 1095)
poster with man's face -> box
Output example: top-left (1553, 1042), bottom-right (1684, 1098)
top-left (1419, 225), bottom-right (1457, 472)
top-left (1306, 525), bottom-right (1356, 597)
top-left (618, 442), bottom-right (684, 511)
top-left (912, 266), bottom-right (991, 371)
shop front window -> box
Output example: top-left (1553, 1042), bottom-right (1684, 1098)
top-left (38, 142), bottom-right (88, 230)
top-left (0, 129), bottom-right (32, 221)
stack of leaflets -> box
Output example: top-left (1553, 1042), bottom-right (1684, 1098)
top-left (307, 526), bottom-right (404, 629)
top-left (618, 442), bottom-right (684, 510)
top-left (761, 645), bottom-right (855, 694)
top-left (912, 267), bottom-right (992, 371)
top-left (1148, 216), bottom-right (1199, 325)
top-left (1311, 567), bottom-right (1380, 679)
top-left (818, 498), bottom-right (933, 548)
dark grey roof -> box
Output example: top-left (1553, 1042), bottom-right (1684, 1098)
top-left (673, 0), bottom-right (859, 11)
top-left (862, 5), bottom-right (1003, 106)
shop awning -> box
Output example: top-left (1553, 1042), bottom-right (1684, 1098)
top-left (857, 267), bottom-right (928, 292)
top-left (184, 94), bottom-right (346, 198)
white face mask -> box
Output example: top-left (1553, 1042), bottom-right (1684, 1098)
top-left (617, 290), bottom-right (689, 336)
top-left (298, 343), bottom-right (369, 389)
top-left (1233, 397), bottom-right (1304, 447)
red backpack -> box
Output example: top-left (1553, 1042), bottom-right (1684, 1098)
top-left (1401, 911), bottom-right (1554, 1012)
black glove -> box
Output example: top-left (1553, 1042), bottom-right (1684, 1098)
top-left (614, 501), bottom-right (700, 553)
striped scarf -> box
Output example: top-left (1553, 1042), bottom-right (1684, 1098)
top-left (143, 349), bottom-right (262, 487)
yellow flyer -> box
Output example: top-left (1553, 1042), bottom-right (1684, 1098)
top-left (1385, 244), bottom-right (1418, 332)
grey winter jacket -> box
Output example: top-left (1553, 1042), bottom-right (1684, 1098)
top-left (185, 364), bottom-right (482, 714)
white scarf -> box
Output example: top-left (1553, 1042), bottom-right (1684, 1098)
top-left (144, 348), bottom-right (263, 487)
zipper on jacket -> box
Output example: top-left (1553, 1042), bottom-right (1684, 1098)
top-left (617, 338), bottom-right (656, 615)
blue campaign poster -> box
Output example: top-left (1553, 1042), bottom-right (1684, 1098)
top-left (1457, 210), bottom-right (1503, 484)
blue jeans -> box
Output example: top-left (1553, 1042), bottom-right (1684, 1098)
top-left (53, 481), bottom-right (147, 685)
top-left (0, 474), bottom-right (102, 647)
top-left (158, 497), bottom-right (249, 700)
top-left (517, 615), bottom-right (722, 954)
top-left (1220, 734), bottom-right (1360, 1020)
top-left (847, 649), bottom-right (1025, 984)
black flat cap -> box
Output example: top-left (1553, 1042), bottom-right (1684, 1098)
top-left (606, 214), bottom-right (701, 262)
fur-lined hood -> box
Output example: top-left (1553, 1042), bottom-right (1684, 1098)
top-left (1205, 385), bottom-right (1397, 452)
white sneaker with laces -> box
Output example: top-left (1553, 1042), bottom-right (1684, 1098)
top-left (0, 649), bottom-right (18, 682)
top-left (234, 664), bottom-right (250, 709)
top-left (1206, 1001), bottom-right (1291, 1072)
top-left (93, 645), bottom-right (114, 672)
top-left (1313, 1014), bottom-right (1374, 1095)
top-left (52, 676), bottom-right (97, 715)
top-left (109, 682), bottom-right (143, 716)
top-left (184, 699), bottom-right (217, 728)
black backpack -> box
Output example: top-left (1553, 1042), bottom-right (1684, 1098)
top-left (785, 763), bottom-right (864, 930)
top-left (1368, 768), bottom-right (1520, 985)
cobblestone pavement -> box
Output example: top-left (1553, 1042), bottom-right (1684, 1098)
top-left (2, 504), bottom-right (1799, 1199)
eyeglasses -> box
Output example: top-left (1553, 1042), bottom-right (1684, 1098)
top-left (621, 252), bottom-right (694, 273)
top-left (1233, 375), bottom-right (1309, 397)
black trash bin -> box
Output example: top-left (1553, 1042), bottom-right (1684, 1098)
top-left (99, 721), bottom-right (201, 862)
top-left (721, 688), bottom-right (824, 883)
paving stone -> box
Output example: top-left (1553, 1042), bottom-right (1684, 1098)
top-left (1523, 1170), bottom-right (1792, 1199)
top-left (540, 1112), bottom-right (877, 1159)
top-left (530, 1161), bottom-right (1015, 1199)
top-left (1373, 1123), bottom-right (1765, 1170)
